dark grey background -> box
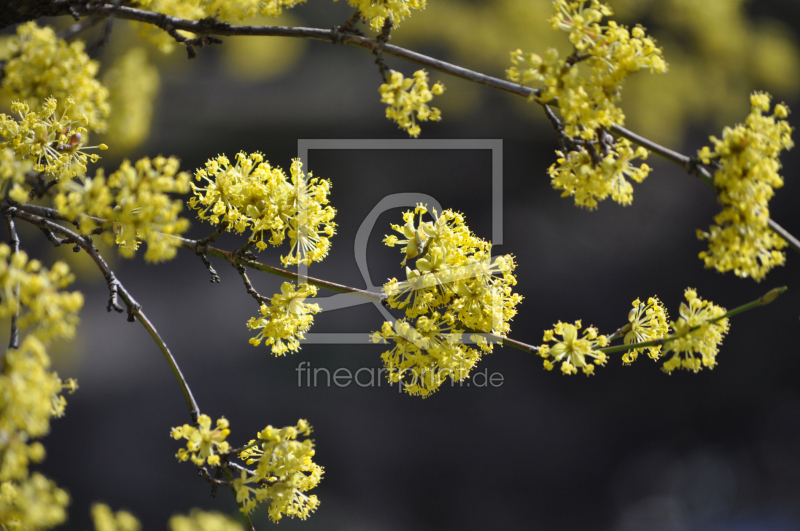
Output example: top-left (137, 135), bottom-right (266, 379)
top-left (16, 1), bottom-right (800, 530)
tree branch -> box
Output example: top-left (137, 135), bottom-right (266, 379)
top-left (3, 210), bottom-right (20, 350)
top-left (40, 1), bottom-right (798, 254)
top-left (8, 206), bottom-right (202, 423)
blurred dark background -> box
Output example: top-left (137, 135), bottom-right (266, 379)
top-left (8, 0), bottom-right (800, 529)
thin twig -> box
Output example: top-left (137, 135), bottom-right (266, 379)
top-left (9, 207), bottom-right (202, 423)
top-left (52, 1), bottom-right (536, 96)
top-left (235, 264), bottom-right (269, 305)
top-left (54, 1), bottom-right (799, 253)
top-left (179, 236), bottom-right (386, 304)
top-left (57, 16), bottom-right (103, 40)
top-left (3, 210), bottom-right (20, 350)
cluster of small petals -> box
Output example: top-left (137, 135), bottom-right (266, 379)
top-left (171, 415), bottom-right (231, 466)
top-left (0, 98), bottom-right (106, 183)
top-left (2, 22), bottom-right (109, 132)
top-left (548, 138), bottom-right (651, 208)
top-left (256, 0), bottom-right (307, 17)
top-left (697, 92), bottom-right (793, 280)
top-left (662, 289), bottom-right (729, 374)
top-left (91, 503), bottom-right (141, 531)
top-left (103, 48), bottom-right (160, 150)
top-left (538, 320), bottom-right (609, 375)
top-left (169, 509), bottom-right (244, 531)
top-left (339, 0), bottom-right (426, 31)
top-left (508, 1), bottom-right (665, 207)
top-left (0, 473), bottom-right (70, 531)
top-left (0, 245), bottom-right (83, 343)
top-left (622, 296), bottom-right (669, 364)
top-left (236, 420), bottom-right (322, 520)
top-left (379, 70), bottom-right (444, 138)
top-left (376, 206), bottom-right (521, 395)
top-left (0, 248), bottom-right (79, 530)
top-left (247, 282), bottom-right (321, 356)
top-left (371, 314), bottom-right (483, 397)
top-left (190, 154), bottom-right (335, 265)
top-left (550, 0), bottom-right (612, 52)
top-left (74, 157), bottom-right (191, 263)
top-left (0, 147), bottom-right (32, 203)
top-left (54, 155), bottom-right (192, 259)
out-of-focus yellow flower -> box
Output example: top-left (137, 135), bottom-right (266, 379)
top-left (2, 22), bottom-right (109, 132)
top-left (103, 48), bottom-right (160, 150)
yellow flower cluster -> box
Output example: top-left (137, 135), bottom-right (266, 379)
top-left (538, 320), bottom-right (609, 375)
top-left (509, 1), bottom-right (666, 137)
top-left (55, 157), bottom-right (192, 263)
top-left (622, 296), bottom-right (669, 364)
top-left (92, 505), bottom-right (246, 531)
top-left (247, 282), bottom-right (321, 356)
top-left (696, 92), bottom-right (794, 281)
top-left (339, 0), bottom-right (426, 30)
top-left (1, 22), bottom-right (109, 133)
top-left (0, 147), bottom-right (31, 199)
top-left (374, 205), bottom-right (522, 396)
top-left (171, 415), bottom-right (231, 466)
top-left (102, 48), bottom-right (160, 150)
top-left (379, 70), bottom-right (444, 138)
top-left (662, 288), bottom-right (729, 374)
top-left (548, 138), bottom-right (652, 208)
top-left (169, 509), bottom-right (243, 531)
top-left (0, 250), bottom-right (81, 531)
top-left (237, 419), bottom-right (322, 521)
top-left (91, 503), bottom-right (140, 531)
top-left (508, 1), bottom-right (666, 208)
top-left (190, 153), bottom-right (336, 266)
top-left (0, 245), bottom-right (84, 343)
top-left (0, 472), bottom-right (70, 531)
top-left (0, 98), bottom-right (106, 184)
top-left (372, 314), bottom-right (482, 398)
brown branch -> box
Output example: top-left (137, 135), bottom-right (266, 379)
top-left (3, 209), bottom-right (20, 350)
top-left (8, 206), bottom-right (202, 423)
top-left (45, 1), bottom-right (534, 97)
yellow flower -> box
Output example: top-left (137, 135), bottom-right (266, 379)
top-left (538, 320), bottom-right (609, 375)
top-left (376, 207), bottom-right (522, 395)
top-left (103, 48), bottom-right (160, 150)
top-left (2, 22), bottom-right (109, 132)
top-left (338, 0), bottom-right (426, 31)
top-left (379, 70), bottom-right (444, 138)
top-left (697, 92), bottom-right (793, 281)
top-left (508, 1), bottom-right (666, 151)
top-left (190, 154), bottom-right (335, 264)
top-left (91, 503), bottom-right (141, 531)
top-left (661, 289), bottom-right (729, 374)
top-left (247, 283), bottom-right (321, 356)
top-left (0, 98), bottom-right (103, 182)
top-left (169, 509), bottom-right (244, 531)
top-left (236, 420), bottom-right (322, 520)
top-left (548, 138), bottom-right (652, 209)
top-left (171, 415), bottom-right (231, 466)
top-left (622, 296), bottom-right (669, 364)
top-left (372, 314), bottom-right (483, 397)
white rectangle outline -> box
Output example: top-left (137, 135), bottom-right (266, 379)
top-left (297, 139), bottom-right (503, 344)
